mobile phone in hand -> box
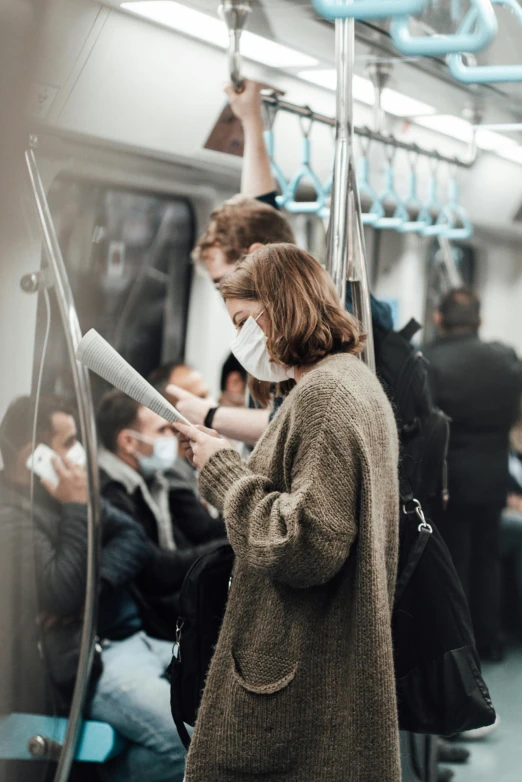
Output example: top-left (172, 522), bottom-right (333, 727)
top-left (26, 444), bottom-right (60, 488)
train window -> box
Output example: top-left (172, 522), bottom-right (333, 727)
top-left (37, 180), bottom-right (195, 403)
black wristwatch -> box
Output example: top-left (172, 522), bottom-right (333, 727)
top-left (204, 407), bottom-right (219, 430)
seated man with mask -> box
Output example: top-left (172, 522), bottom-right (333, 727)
top-left (96, 390), bottom-right (227, 639)
top-left (0, 395), bottom-right (188, 782)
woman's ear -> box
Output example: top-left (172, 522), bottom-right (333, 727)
top-left (247, 242), bottom-right (264, 254)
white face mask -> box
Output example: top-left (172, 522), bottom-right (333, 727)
top-left (66, 441), bottom-right (87, 468)
top-left (230, 311), bottom-right (295, 383)
top-left (129, 431), bottom-right (177, 477)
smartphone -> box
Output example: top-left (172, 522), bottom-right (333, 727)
top-left (26, 444), bottom-right (60, 488)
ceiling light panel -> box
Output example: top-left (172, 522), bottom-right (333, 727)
top-left (297, 69), bottom-right (435, 117)
top-left (121, 1), bottom-right (318, 68)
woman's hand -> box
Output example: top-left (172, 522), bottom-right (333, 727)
top-left (173, 422), bottom-right (233, 470)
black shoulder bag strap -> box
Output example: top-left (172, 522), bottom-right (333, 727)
top-left (395, 467), bottom-right (433, 607)
top-left (168, 651), bottom-right (192, 750)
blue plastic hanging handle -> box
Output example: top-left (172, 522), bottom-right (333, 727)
top-left (263, 129), bottom-right (289, 209)
top-left (311, 0), bottom-right (427, 21)
top-left (397, 169), bottom-right (426, 233)
top-left (448, 0), bottom-right (522, 83)
top-left (437, 178), bottom-right (474, 240)
top-left (391, 0), bottom-right (498, 56)
top-left (373, 159), bottom-right (407, 230)
top-left (284, 136), bottom-right (326, 214)
top-left (420, 167), bottom-right (445, 236)
top-left (358, 156), bottom-right (384, 225)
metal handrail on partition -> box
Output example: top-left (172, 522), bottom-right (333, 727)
top-left (261, 94), bottom-right (478, 169)
top-left (325, 14), bottom-right (375, 372)
top-left (25, 140), bottom-right (101, 782)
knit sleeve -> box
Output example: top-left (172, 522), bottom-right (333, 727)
top-left (199, 384), bottom-right (360, 588)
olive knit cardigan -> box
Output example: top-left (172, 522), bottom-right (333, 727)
top-left (186, 353), bottom-right (401, 782)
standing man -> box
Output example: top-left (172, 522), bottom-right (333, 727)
top-left (426, 288), bottom-right (522, 660)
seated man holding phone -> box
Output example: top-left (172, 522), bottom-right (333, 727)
top-left (0, 394), bottom-right (188, 782)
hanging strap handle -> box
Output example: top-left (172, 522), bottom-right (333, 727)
top-left (262, 94), bottom-right (289, 205)
top-left (374, 144), bottom-right (408, 230)
top-left (449, 0), bottom-right (522, 84)
top-left (397, 151), bottom-right (426, 233)
top-left (284, 108), bottom-right (327, 214)
top-left (391, 0), bottom-right (498, 56)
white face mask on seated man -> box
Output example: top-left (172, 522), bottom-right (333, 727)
top-left (229, 311), bottom-right (295, 384)
top-left (128, 432), bottom-right (178, 477)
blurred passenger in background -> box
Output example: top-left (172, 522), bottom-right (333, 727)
top-left (0, 395), bottom-right (187, 782)
top-left (426, 288), bottom-right (522, 661)
top-left (96, 390), bottom-right (226, 638)
top-left (149, 362), bottom-right (213, 490)
top-left (149, 362), bottom-right (210, 400)
top-left (219, 352), bottom-right (247, 407)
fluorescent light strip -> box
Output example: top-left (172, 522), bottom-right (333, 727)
top-left (498, 146), bottom-right (522, 164)
top-left (120, 1), bottom-right (318, 68)
top-left (473, 123), bottom-right (522, 132)
top-left (297, 69), bottom-right (435, 118)
top-left (417, 115), bottom-right (517, 153)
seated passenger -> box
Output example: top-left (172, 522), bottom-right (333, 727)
top-left (0, 395), bottom-right (187, 782)
top-left (96, 390), bottom-right (226, 637)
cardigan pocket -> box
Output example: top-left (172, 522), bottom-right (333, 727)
top-left (217, 651), bottom-right (300, 775)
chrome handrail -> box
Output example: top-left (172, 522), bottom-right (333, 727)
top-left (24, 139), bottom-right (101, 782)
top-left (325, 14), bottom-right (375, 372)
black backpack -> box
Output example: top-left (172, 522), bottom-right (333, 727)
top-left (375, 319), bottom-right (495, 734)
top-left (169, 320), bottom-right (495, 746)
top-left (374, 319), bottom-right (450, 513)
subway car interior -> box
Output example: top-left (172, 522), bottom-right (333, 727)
top-left (1, 0), bottom-right (522, 781)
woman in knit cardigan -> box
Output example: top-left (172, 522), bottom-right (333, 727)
top-left (174, 244), bottom-right (401, 782)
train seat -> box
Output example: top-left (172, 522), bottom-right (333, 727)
top-left (0, 713), bottom-right (127, 763)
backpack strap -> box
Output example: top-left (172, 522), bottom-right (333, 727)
top-left (394, 525), bottom-right (432, 607)
top-left (394, 500), bottom-right (433, 607)
top-left (398, 318), bottom-right (422, 343)
top-left (168, 655), bottom-right (192, 750)
top-left (399, 465), bottom-right (415, 506)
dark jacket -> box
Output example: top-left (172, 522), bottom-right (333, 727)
top-left (0, 474), bottom-right (150, 713)
top-left (425, 333), bottom-right (522, 507)
top-left (98, 451), bottom-right (227, 638)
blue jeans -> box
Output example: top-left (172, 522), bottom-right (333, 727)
top-left (88, 631), bottom-right (187, 782)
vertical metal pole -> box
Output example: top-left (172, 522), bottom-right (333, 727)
top-left (25, 141), bottom-right (101, 782)
top-left (325, 11), bottom-right (375, 371)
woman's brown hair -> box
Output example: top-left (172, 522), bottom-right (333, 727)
top-left (220, 243), bottom-right (365, 405)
